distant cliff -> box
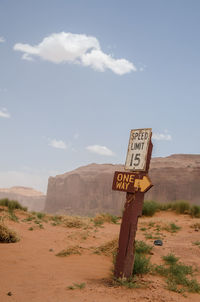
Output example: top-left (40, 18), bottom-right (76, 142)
top-left (0, 186), bottom-right (46, 212)
top-left (44, 154), bottom-right (200, 216)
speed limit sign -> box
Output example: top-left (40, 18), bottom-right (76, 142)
top-left (125, 128), bottom-right (152, 171)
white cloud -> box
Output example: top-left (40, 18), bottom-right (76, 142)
top-left (13, 32), bottom-right (136, 75)
top-left (48, 139), bottom-right (67, 149)
top-left (22, 53), bottom-right (34, 61)
top-left (0, 108), bottom-right (10, 118)
top-left (86, 144), bottom-right (115, 156)
top-left (152, 133), bottom-right (172, 141)
top-left (0, 37), bottom-right (5, 43)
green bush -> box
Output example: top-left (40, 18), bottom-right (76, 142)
top-left (142, 200), bottom-right (200, 218)
top-left (36, 212), bottom-right (45, 220)
top-left (154, 253), bottom-right (200, 294)
top-left (135, 240), bottom-right (153, 254)
top-left (172, 201), bottom-right (190, 214)
top-left (163, 253), bottom-right (179, 265)
top-left (133, 253), bottom-right (151, 275)
top-left (163, 223), bottom-right (181, 233)
top-left (158, 202), bottom-right (173, 211)
top-left (113, 277), bottom-right (141, 289)
top-left (133, 240), bottom-right (153, 276)
top-left (190, 205), bottom-right (200, 218)
top-left (142, 201), bottom-right (159, 216)
top-left (0, 198), bottom-right (27, 211)
top-left (8, 209), bottom-right (19, 222)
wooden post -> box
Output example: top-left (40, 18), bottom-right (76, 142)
top-left (114, 191), bottom-right (144, 278)
top-left (114, 139), bottom-right (153, 279)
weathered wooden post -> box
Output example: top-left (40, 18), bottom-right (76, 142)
top-left (112, 128), bottom-right (153, 279)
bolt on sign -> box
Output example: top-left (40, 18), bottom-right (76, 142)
top-left (112, 128), bottom-right (153, 279)
top-left (125, 128), bottom-right (152, 171)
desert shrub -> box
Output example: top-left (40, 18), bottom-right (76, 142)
top-left (193, 241), bottom-right (200, 247)
top-left (190, 205), bottom-right (200, 218)
top-left (50, 215), bottom-right (63, 226)
top-left (24, 215), bottom-right (35, 222)
top-left (154, 264), bottom-right (168, 276)
top-left (62, 216), bottom-right (88, 228)
top-left (171, 201), bottom-right (190, 214)
top-left (8, 209), bottom-right (19, 222)
top-left (163, 223), bottom-right (181, 233)
top-left (93, 213), bottom-right (119, 226)
top-left (67, 282), bottom-right (86, 290)
top-left (36, 212), bottom-right (46, 220)
top-left (142, 201), bottom-right (159, 216)
top-left (92, 215), bottom-right (104, 226)
top-left (133, 253), bottom-right (151, 275)
top-left (56, 245), bottom-right (83, 257)
top-left (141, 200), bottom-right (200, 218)
top-left (132, 241), bottom-right (152, 275)
top-left (190, 222), bottom-right (200, 230)
top-left (135, 240), bottom-right (153, 254)
top-left (145, 233), bottom-right (153, 240)
top-left (148, 221), bottom-right (155, 227)
top-left (94, 238), bottom-right (118, 257)
top-left (154, 253), bottom-right (200, 294)
top-left (0, 198), bottom-right (27, 211)
top-left (0, 222), bottom-right (19, 243)
top-left (158, 202), bottom-right (174, 211)
top-left (163, 253), bottom-right (179, 265)
top-left (113, 277), bottom-right (142, 289)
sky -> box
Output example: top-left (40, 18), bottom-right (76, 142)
top-left (0, 0), bottom-right (199, 193)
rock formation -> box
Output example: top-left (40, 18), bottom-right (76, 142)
top-left (0, 186), bottom-right (46, 212)
top-left (44, 154), bottom-right (200, 216)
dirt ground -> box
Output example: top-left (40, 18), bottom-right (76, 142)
top-left (0, 209), bottom-right (200, 302)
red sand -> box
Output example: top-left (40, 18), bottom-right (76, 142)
top-left (0, 210), bottom-right (200, 302)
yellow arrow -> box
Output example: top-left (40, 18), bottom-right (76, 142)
top-left (134, 175), bottom-right (153, 193)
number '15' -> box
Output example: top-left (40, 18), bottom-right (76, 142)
top-left (130, 153), bottom-right (140, 167)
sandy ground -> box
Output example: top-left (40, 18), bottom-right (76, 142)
top-left (0, 209), bottom-right (200, 302)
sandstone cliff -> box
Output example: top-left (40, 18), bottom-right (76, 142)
top-left (44, 154), bottom-right (200, 215)
top-left (0, 186), bottom-right (46, 212)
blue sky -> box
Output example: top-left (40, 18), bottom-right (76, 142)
top-left (0, 0), bottom-right (199, 192)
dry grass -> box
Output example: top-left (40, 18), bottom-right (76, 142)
top-left (62, 216), bottom-right (90, 229)
top-left (190, 223), bottom-right (200, 230)
top-left (0, 222), bottom-right (19, 243)
top-left (94, 238), bottom-right (118, 256)
top-left (92, 213), bottom-right (119, 226)
top-left (56, 245), bottom-right (83, 257)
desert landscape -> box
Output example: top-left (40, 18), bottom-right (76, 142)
top-left (0, 154), bottom-right (200, 301)
top-left (0, 198), bottom-right (200, 302)
top-left (1, 2), bottom-right (200, 301)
